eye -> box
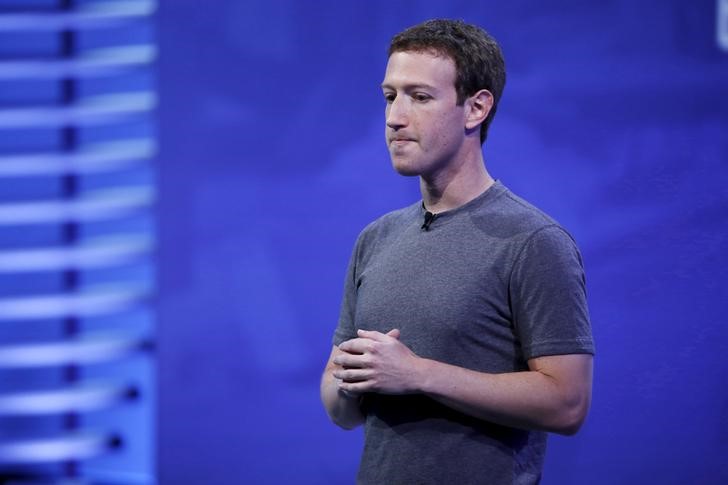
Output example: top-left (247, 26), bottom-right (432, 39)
top-left (383, 92), bottom-right (396, 104)
top-left (412, 92), bottom-right (432, 102)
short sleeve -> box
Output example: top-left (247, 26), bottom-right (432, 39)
top-left (332, 238), bottom-right (361, 346)
top-left (509, 225), bottom-right (595, 360)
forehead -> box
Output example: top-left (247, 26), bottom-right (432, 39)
top-left (382, 50), bottom-right (457, 90)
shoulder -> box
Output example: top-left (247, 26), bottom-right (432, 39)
top-left (355, 201), bottom-right (420, 250)
top-left (469, 184), bottom-right (582, 269)
top-left (488, 186), bottom-right (559, 231)
top-left (499, 191), bottom-right (581, 264)
top-left (470, 184), bottom-right (573, 242)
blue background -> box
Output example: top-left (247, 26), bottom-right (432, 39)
top-left (157, 1), bottom-right (728, 483)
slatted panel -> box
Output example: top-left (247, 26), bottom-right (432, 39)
top-left (0, 0), bottom-right (156, 482)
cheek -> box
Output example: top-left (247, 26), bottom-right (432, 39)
top-left (430, 120), bottom-right (456, 147)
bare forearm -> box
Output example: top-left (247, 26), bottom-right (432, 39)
top-left (416, 355), bottom-right (592, 435)
top-left (334, 330), bottom-right (592, 435)
top-left (321, 373), bottom-right (365, 429)
top-left (321, 346), bottom-right (366, 430)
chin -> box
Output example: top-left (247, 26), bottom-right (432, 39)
top-left (391, 159), bottom-right (423, 177)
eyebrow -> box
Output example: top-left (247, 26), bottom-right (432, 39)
top-left (381, 82), bottom-right (438, 91)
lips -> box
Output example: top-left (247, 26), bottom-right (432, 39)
top-left (389, 136), bottom-right (415, 145)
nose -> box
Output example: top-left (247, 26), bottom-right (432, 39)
top-left (386, 95), bottom-right (408, 129)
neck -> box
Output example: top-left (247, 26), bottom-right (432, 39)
top-left (420, 152), bottom-right (494, 213)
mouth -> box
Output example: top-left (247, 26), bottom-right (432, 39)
top-left (389, 137), bottom-right (415, 145)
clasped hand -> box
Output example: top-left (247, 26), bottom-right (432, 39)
top-left (332, 328), bottom-right (421, 395)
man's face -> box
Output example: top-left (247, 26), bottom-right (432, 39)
top-left (381, 50), bottom-right (468, 178)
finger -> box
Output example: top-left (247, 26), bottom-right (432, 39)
top-left (386, 328), bottom-right (401, 339)
top-left (338, 337), bottom-right (372, 354)
top-left (357, 329), bottom-right (395, 342)
top-left (333, 368), bottom-right (370, 382)
top-left (332, 352), bottom-right (366, 368)
top-left (339, 380), bottom-right (373, 394)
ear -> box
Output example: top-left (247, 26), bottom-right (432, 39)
top-left (464, 89), bottom-right (494, 130)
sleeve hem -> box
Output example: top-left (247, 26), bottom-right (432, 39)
top-left (523, 339), bottom-right (595, 360)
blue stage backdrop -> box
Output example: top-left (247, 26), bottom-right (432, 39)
top-left (0, 2), bottom-right (156, 482)
top-left (158, 1), bottom-right (728, 484)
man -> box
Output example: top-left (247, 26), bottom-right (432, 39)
top-left (321, 19), bottom-right (594, 484)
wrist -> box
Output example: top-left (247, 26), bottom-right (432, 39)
top-left (338, 387), bottom-right (362, 402)
top-left (413, 357), bottom-right (435, 394)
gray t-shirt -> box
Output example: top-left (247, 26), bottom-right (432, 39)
top-left (334, 181), bottom-right (594, 485)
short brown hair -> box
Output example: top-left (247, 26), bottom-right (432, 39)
top-left (389, 19), bottom-right (506, 144)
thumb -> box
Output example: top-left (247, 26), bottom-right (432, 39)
top-left (386, 328), bottom-right (401, 339)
